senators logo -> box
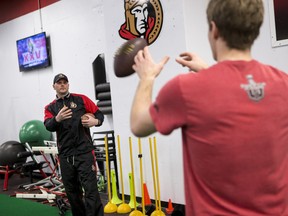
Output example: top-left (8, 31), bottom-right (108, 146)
top-left (119, 0), bottom-right (163, 45)
top-left (70, 102), bottom-right (77, 109)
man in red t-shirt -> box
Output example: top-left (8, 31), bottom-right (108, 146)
top-left (130, 0), bottom-right (288, 215)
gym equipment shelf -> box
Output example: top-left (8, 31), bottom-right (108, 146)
top-left (92, 130), bottom-right (119, 190)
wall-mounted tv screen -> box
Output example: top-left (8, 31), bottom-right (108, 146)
top-left (268, 0), bottom-right (288, 47)
top-left (16, 32), bottom-right (50, 72)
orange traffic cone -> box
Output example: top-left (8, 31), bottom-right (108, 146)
top-left (142, 182), bottom-right (156, 215)
top-left (143, 183), bottom-right (152, 206)
top-left (166, 199), bottom-right (174, 215)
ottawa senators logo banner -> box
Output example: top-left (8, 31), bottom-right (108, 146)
top-left (119, 0), bottom-right (163, 45)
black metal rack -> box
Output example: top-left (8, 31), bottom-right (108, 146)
top-left (92, 130), bottom-right (119, 190)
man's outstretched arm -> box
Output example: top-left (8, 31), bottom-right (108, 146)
top-left (130, 47), bottom-right (169, 137)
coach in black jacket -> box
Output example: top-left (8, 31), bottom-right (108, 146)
top-left (44, 73), bottom-right (104, 216)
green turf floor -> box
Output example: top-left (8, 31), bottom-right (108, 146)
top-left (0, 194), bottom-right (72, 216)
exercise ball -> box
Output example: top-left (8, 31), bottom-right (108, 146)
top-left (19, 120), bottom-right (52, 146)
top-left (0, 140), bottom-right (27, 167)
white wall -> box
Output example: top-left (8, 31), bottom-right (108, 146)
top-left (253, 0), bottom-right (288, 71)
top-left (104, 0), bottom-right (186, 204)
top-left (0, 0), bottom-right (113, 145)
top-left (183, 0), bottom-right (288, 71)
top-left (183, 0), bottom-right (214, 65)
top-left (0, 0), bottom-right (288, 206)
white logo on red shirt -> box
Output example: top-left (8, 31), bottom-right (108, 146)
top-left (241, 74), bottom-right (266, 102)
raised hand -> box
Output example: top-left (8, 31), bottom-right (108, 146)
top-left (55, 105), bottom-right (72, 122)
top-left (176, 52), bottom-right (209, 72)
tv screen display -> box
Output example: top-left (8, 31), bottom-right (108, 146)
top-left (16, 32), bottom-right (50, 72)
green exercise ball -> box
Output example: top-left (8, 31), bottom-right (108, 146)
top-left (19, 120), bottom-right (52, 146)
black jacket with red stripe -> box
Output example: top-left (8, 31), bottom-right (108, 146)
top-left (44, 93), bottom-right (104, 157)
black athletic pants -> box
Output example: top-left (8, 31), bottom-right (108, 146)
top-left (59, 151), bottom-right (104, 216)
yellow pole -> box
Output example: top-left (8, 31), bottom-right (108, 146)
top-left (149, 137), bottom-right (158, 211)
top-left (129, 137), bottom-right (137, 209)
top-left (117, 135), bottom-right (131, 214)
top-left (138, 138), bottom-right (145, 215)
top-left (117, 135), bottom-right (125, 202)
top-left (129, 137), bottom-right (144, 216)
top-left (105, 136), bottom-right (112, 201)
top-left (104, 136), bottom-right (117, 213)
top-left (153, 137), bottom-right (162, 210)
top-left (149, 137), bottom-right (165, 216)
